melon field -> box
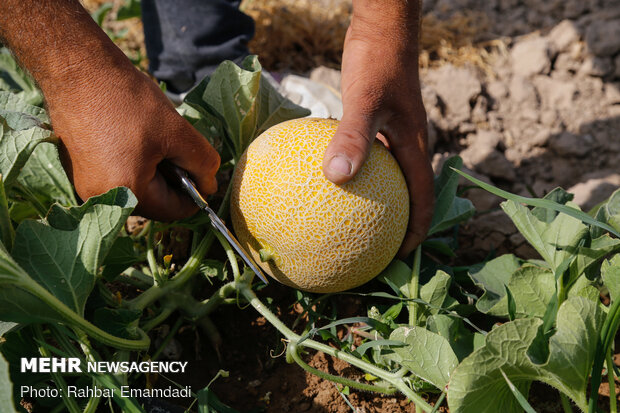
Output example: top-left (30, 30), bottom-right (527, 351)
top-left (0, 0), bottom-right (619, 412)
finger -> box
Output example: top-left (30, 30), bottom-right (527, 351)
top-left (136, 172), bottom-right (199, 221)
top-left (322, 112), bottom-right (378, 185)
top-left (394, 132), bottom-right (435, 257)
top-left (166, 129), bottom-right (221, 196)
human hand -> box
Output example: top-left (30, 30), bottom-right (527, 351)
top-left (46, 64), bottom-right (220, 221)
top-left (322, 1), bottom-right (434, 257)
top-left (0, 0), bottom-right (220, 221)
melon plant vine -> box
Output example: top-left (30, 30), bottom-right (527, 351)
top-left (0, 49), bottom-right (617, 413)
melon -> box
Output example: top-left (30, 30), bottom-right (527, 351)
top-left (230, 117), bottom-right (409, 293)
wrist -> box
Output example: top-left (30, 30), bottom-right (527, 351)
top-left (350, 0), bottom-right (421, 57)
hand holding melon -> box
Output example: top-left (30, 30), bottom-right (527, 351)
top-left (231, 118), bottom-right (410, 292)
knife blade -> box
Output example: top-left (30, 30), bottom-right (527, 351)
top-left (160, 162), bottom-right (269, 285)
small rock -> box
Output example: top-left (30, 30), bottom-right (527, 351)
top-left (460, 137), bottom-right (516, 181)
top-left (426, 64), bottom-right (481, 122)
top-left (471, 210), bottom-right (516, 235)
top-left (579, 55), bottom-right (614, 77)
top-left (540, 109), bottom-right (559, 127)
top-left (584, 19), bottom-right (620, 56)
top-left (548, 20), bottom-right (581, 53)
top-left (509, 76), bottom-right (538, 106)
top-left (487, 80), bottom-right (509, 102)
top-left (298, 402), bottom-right (311, 411)
top-left (487, 111), bottom-right (503, 132)
top-left (471, 95), bottom-right (488, 123)
top-left (553, 52), bottom-right (582, 73)
top-left (529, 128), bottom-right (552, 147)
top-left (548, 131), bottom-right (593, 157)
top-left (458, 122), bottom-right (477, 134)
top-left (461, 171), bottom-right (501, 211)
top-left (568, 171), bottom-right (620, 211)
top-left (606, 83), bottom-right (620, 104)
top-left (533, 76), bottom-right (576, 110)
top-left (511, 36), bottom-right (552, 77)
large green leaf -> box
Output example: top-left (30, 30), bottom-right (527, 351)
top-left (601, 255), bottom-right (620, 303)
top-left (17, 142), bottom-right (77, 207)
top-left (0, 121), bottom-right (54, 189)
top-left (468, 254), bottom-right (520, 314)
top-left (426, 314), bottom-right (475, 361)
top-left (9, 188), bottom-right (136, 315)
top-left (0, 49), bottom-right (42, 106)
top-left (447, 296), bottom-right (604, 412)
top-left (390, 326), bottom-right (459, 389)
top-left (184, 56), bottom-right (309, 161)
top-left (419, 270), bottom-right (454, 322)
top-left (501, 200), bottom-right (588, 271)
top-left (0, 350), bottom-right (21, 413)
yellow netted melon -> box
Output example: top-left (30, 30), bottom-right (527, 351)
top-left (230, 117), bottom-right (409, 293)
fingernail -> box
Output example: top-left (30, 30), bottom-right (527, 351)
top-left (327, 155), bottom-right (352, 176)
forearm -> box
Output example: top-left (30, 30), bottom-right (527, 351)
top-left (0, 0), bottom-right (133, 98)
top-left (350, 0), bottom-right (422, 57)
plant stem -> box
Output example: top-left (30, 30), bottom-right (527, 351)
top-left (431, 392), bottom-right (446, 413)
top-left (127, 231), bottom-right (214, 310)
top-left (151, 316), bottom-right (184, 361)
top-left (146, 221), bottom-right (163, 285)
top-left (19, 278), bottom-right (150, 350)
top-left (238, 280), bottom-right (433, 412)
top-left (171, 281), bottom-right (237, 319)
top-left (408, 246), bottom-right (422, 326)
top-left (608, 349), bottom-right (618, 413)
top-left (142, 304), bottom-right (176, 332)
top-left (0, 175), bottom-right (14, 250)
top-left (213, 225), bottom-right (433, 411)
top-left (560, 394), bottom-right (573, 413)
top-left (589, 298), bottom-right (620, 413)
top-left (288, 342), bottom-right (395, 394)
top-left (119, 267), bottom-right (153, 289)
top-left (34, 326), bottom-right (82, 413)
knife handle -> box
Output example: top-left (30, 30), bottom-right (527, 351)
top-left (158, 161), bottom-right (209, 209)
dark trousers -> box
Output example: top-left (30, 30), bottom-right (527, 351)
top-left (142, 0), bottom-right (255, 93)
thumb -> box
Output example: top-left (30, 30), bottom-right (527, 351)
top-left (322, 115), bottom-right (378, 184)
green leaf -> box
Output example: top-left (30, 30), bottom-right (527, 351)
top-left (602, 255), bottom-right (620, 303)
top-left (0, 120), bottom-right (55, 189)
top-left (10, 188), bottom-right (136, 315)
top-left (429, 156), bottom-right (475, 235)
top-left (91, 2), bottom-right (113, 26)
top-left (455, 168), bottom-right (620, 238)
top-left (499, 369), bottom-right (538, 413)
top-left (0, 353), bottom-right (18, 413)
top-left (0, 91), bottom-right (48, 127)
top-left (501, 200), bottom-right (588, 271)
top-left (426, 315), bottom-right (474, 361)
top-left (508, 265), bottom-right (555, 319)
top-left (116, 0), bottom-right (141, 20)
top-left (419, 270), bottom-right (452, 322)
top-left (447, 296), bottom-right (604, 412)
top-left (184, 56), bottom-right (309, 160)
top-left (17, 142), bottom-right (77, 207)
top-left (377, 259), bottom-right (412, 297)
top-left (569, 234), bottom-right (620, 283)
top-left (468, 254), bottom-right (520, 314)
top-left (102, 236), bottom-right (140, 281)
top-left (0, 49), bottom-right (43, 106)
top-left (390, 326), bottom-right (459, 389)
top-left (93, 308), bottom-right (141, 339)
top-left (199, 259), bottom-right (229, 282)
top-left (530, 187), bottom-right (574, 223)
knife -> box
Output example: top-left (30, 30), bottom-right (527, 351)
top-left (160, 162), bottom-right (269, 285)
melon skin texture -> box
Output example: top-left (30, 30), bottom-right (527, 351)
top-left (230, 117), bottom-right (409, 293)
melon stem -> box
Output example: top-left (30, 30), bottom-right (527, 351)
top-left (213, 233), bottom-right (434, 412)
